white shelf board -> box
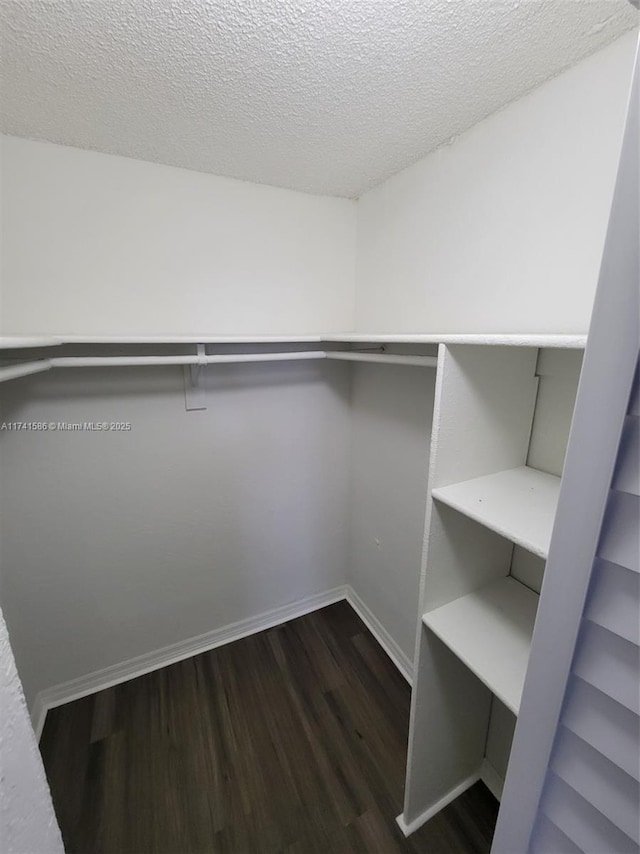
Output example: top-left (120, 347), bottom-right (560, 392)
top-left (0, 333), bottom-right (587, 348)
top-left (432, 466), bottom-right (561, 559)
top-left (59, 335), bottom-right (324, 344)
top-left (0, 335), bottom-right (324, 347)
top-left (423, 577), bottom-right (539, 715)
top-left (322, 333), bottom-right (587, 348)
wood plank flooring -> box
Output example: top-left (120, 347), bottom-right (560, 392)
top-left (40, 602), bottom-right (498, 854)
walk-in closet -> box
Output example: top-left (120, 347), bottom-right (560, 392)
top-left (1, 3), bottom-right (638, 853)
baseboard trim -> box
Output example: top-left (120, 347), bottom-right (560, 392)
top-left (32, 585), bottom-right (348, 741)
top-left (395, 772), bottom-right (481, 837)
top-left (30, 693), bottom-right (48, 744)
top-left (480, 758), bottom-right (504, 802)
top-left (32, 583), bottom-right (413, 743)
top-left (345, 587), bottom-right (413, 684)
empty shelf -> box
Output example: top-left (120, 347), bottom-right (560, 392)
top-left (423, 577), bottom-right (539, 715)
top-left (432, 466), bottom-right (561, 558)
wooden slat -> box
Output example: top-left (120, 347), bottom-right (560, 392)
top-left (586, 558), bottom-right (640, 645)
top-left (550, 728), bottom-right (639, 843)
top-left (531, 816), bottom-right (582, 854)
top-left (562, 676), bottom-right (640, 782)
top-left (572, 621), bottom-right (639, 715)
top-left (628, 369), bottom-right (639, 418)
top-left (598, 491), bottom-right (640, 573)
top-left (540, 774), bottom-right (637, 854)
top-left (612, 415), bottom-right (639, 496)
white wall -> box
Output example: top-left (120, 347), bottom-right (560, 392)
top-left (0, 361), bottom-right (351, 705)
top-left (355, 31), bottom-right (638, 335)
top-left (0, 136), bottom-right (356, 336)
top-left (0, 604), bottom-right (63, 853)
top-left (347, 364), bottom-right (435, 663)
top-left (1, 34), bottom-right (636, 341)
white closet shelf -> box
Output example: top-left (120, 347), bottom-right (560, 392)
top-left (432, 466), bottom-right (561, 559)
top-left (423, 577), bottom-right (539, 715)
top-left (0, 335), bottom-right (324, 348)
top-left (0, 333), bottom-right (587, 349)
top-left (62, 335), bottom-right (325, 344)
top-left (323, 333), bottom-right (587, 348)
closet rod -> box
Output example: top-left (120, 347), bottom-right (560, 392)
top-left (0, 351), bottom-right (438, 383)
top-left (326, 352), bottom-right (437, 367)
top-left (0, 361), bottom-right (52, 381)
top-left (50, 351), bottom-right (327, 368)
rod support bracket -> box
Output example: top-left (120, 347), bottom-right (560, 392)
top-left (184, 344), bottom-right (207, 411)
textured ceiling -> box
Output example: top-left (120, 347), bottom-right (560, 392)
top-left (1, 1), bottom-right (637, 198)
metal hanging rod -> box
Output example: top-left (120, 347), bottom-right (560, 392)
top-left (326, 352), bottom-right (437, 367)
top-left (50, 351), bottom-right (328, 368)
top-left (0, 361), bottom-right (53, 382)
top-left (0, 349), bottom-right (438, 384)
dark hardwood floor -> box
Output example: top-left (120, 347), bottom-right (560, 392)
top-left (40, 602), bottom-right (498, 854)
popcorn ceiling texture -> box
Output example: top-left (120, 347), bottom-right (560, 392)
top-left (0, 606), bottom-right (63, 854)
top-left (1, 0), bottom-right (636, 197)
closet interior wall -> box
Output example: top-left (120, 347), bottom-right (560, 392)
top-left (0, 134), bottom-right (358, 337)
top-left (346, 360), bottom-right (436, 672)
top-left (0, 359), bottom-right (353, 709)
top-left (354, 31), bottom-right (637, 335)
top-left (0, 31), bottom-right (635, 738)
top-left (0, 131), bottom-right (359, 714)
top-left (0, 350), bottom-right (438, 716)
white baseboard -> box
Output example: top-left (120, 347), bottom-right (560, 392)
top-left (395, 772), bottom-right (481, 837)
top-left (480, 758), bottom-right (504, 802)
top-left (30, 693), bottom-right (48, 744)
top-left (32, 585), bottom-right (348, 741)
top-left (32, 583), bottom-right (413, 743)
top-left (345, 586), bottom-right (413, 684)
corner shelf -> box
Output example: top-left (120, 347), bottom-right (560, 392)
top-left (423, 577), bottom-right (539, 715)
top-left (431, 466), bottom-right (560, 559)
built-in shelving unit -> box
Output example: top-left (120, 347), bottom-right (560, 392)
top-left (398, 342), bottom-right (584, 839)
top-left (431, 467), bottom-right (561, 559)
top-left (423, 577), bottom-right (538, 715)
